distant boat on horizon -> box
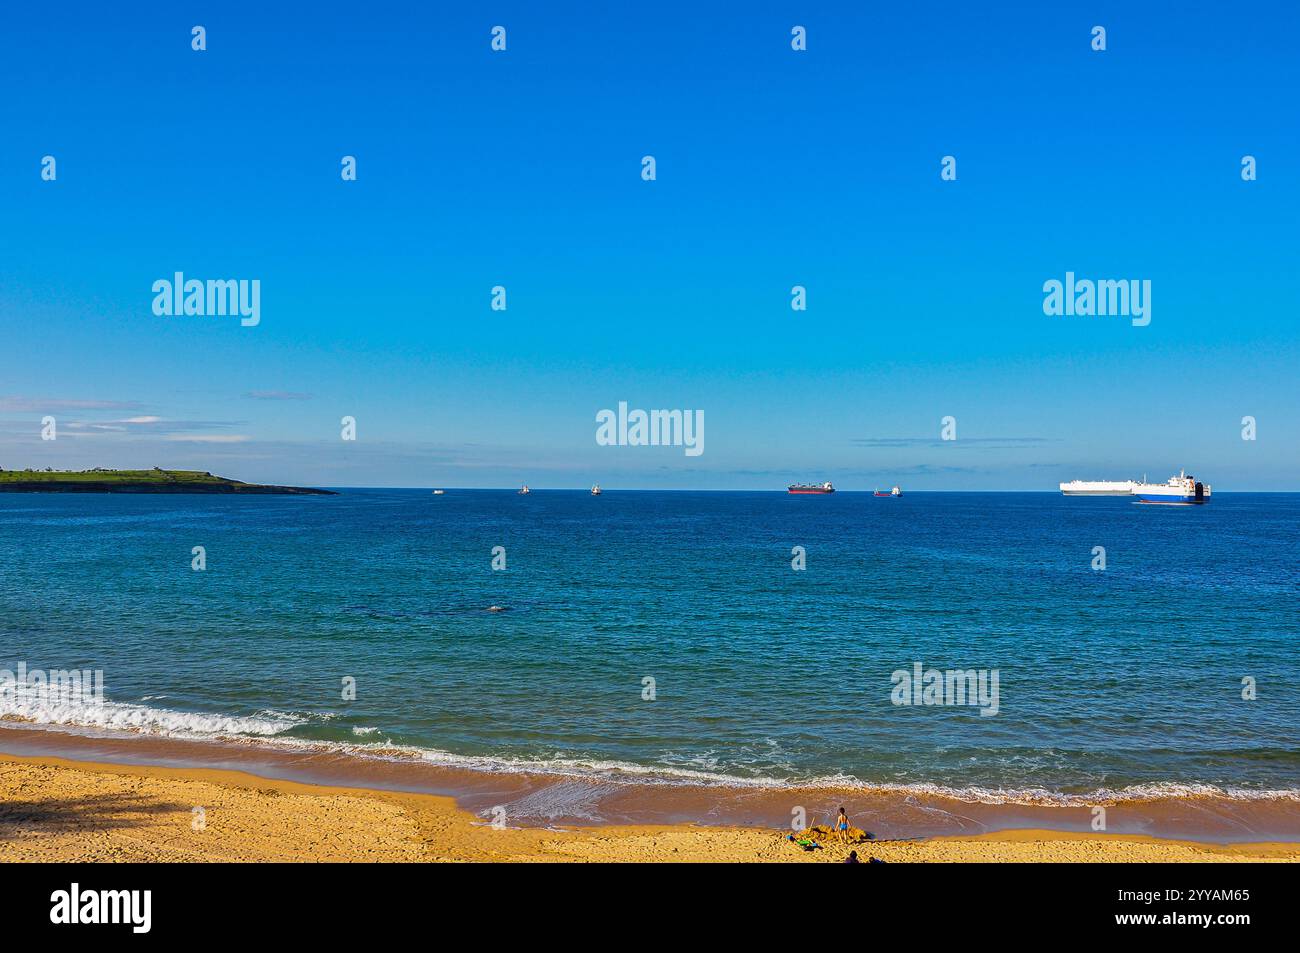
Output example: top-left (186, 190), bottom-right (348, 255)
top-left (788, 481), bottom-right (834, 495)
top-left (518, 484), bottom-right (531, 495)
top-left (591, 484), bottom-right (602, 495)
top-left (1060, 479), bottom-right (1136, 496)
top-left (874, 486), bottom-right (903, 497)
top-left (432, 489), bottom-right (445, 495)
top-left (1133, 470), bottom-right (1211, 505)
top-left (1061, 471), bottom-right (1212, 504)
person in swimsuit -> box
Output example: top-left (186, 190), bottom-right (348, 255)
top-left (835, 806), bottom-right (850, 843)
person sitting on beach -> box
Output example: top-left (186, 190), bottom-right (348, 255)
top-left (835, 806), bottom-right (850, 843)
top-left (844, 850), bottom-right (859, 864)
top-left (787, 830), bottom-right (821, 850)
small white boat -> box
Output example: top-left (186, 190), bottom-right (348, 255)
top-left (432, 489), bottom-right (445, 495)
top-left (518, 484), bottom-right (530, 495)
top-left (591, 484), bottom-right (602, 496)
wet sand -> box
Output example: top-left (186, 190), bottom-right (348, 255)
top-left (2, 751), bottom-right (1297, 863)
top-left (2, 724), bottom-right (1299, 861)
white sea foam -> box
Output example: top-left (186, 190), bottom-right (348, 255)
top-left (826, 779), bottom-right (1300, 806)
top-left (483, 780), bottom-right (610, 824)
top-left (3, 696), bottom-right (1298, 805)
top-left (0, 695), bottom-right (303, 738)
top-left (343, 745), bottom-right (1300, 803)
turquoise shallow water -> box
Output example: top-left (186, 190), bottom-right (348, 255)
top-left (1, 490), bottom-right (1297, 800)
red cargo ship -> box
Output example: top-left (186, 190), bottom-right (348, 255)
top-left (788, 481), bottom-right (835, 494)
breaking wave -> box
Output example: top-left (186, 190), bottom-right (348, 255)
top-left (3, 695), bottom-right (1298, 806)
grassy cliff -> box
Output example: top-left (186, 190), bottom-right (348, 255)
top-left (0, 468), bottom-right (335, 494)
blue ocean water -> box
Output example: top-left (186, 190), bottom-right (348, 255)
top-left (2, 490), bottom-right (1298, 801)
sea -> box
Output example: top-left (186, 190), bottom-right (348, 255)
top-left (2, 489), bottom-right (1298, 837)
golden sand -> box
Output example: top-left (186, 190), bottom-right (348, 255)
top-left (1, 753), bottom-right (1296, 863)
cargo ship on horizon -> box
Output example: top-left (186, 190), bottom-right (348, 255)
top-left (1132, 471), bottom-right (1211, 505)
top-left (788, 481), bottom-right (835, 494)
top-left (1060, 471), bottom-right (1212, 504)
top-left (1059, 479), bottom-right (1136, 496)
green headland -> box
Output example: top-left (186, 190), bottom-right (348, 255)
top-left (0, 468), bottom-right (335, 495)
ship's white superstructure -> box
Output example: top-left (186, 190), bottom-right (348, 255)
top-left (1131, 470), bottom-right (1211, 504)
top-left (1059, 479), bottom-right (1136, 496)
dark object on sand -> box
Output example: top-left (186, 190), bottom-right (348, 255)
top-left (785, 833), bottom-right (822, 851)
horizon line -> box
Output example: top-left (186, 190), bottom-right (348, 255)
top-left (319, 486), bottom-right (1291, 493)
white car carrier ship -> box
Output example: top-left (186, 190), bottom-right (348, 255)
top-left (1059, 479), bottom-right (1136, 496)
top-left (1061, 471), bottom-right (1211, 504)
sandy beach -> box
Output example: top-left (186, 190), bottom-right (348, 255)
top-left (2, 752), bottom-right (1296, 863)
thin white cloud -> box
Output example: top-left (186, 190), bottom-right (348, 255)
top-left (163, 435), bottom-right (250, 443)
top-left (63, 417), bottom-right (243, 436)
top-left (244, 391), bottom-right (313, 401)
top-left (853, 437), bottom-right (1056, 449)
top-left (0, 396), bottom-right (143, 412)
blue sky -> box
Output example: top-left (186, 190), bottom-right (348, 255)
top-left (1, 1), bottom-right (1296, 489)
